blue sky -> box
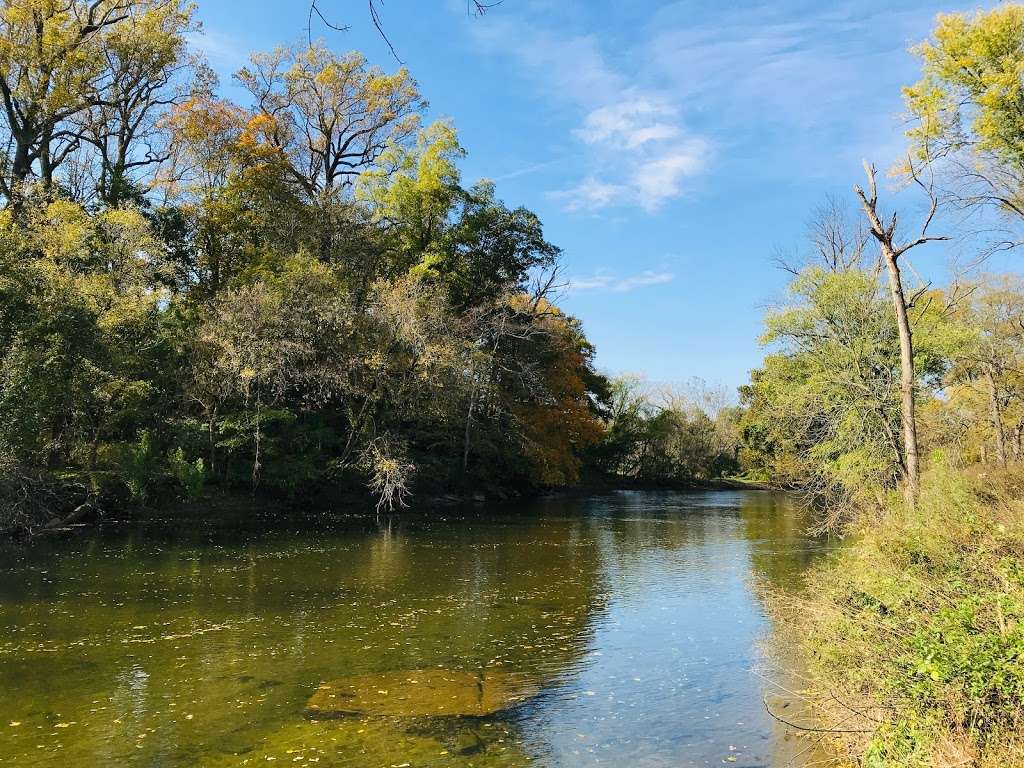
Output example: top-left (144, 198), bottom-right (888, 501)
top-left (191, 0), bottom-right (997, 390)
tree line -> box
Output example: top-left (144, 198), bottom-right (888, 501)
top-left (0, 0), bottom-right (740, 529)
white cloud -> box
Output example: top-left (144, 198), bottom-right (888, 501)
top-left (571, 274), bottom-right (614, 290)
top-left (614, 270), bottom-right (675, 292)
top-left (550, 136), bottom-right (708, 213)
top-left (570, 270), bottom-right (675, 293)
top-left (549, 176), bottom-right (624, 212)
top-left (468, 0), bottom-right (974, 199)
top-left (560, 91), bottom-right (711, 212)
top-left (630, 140), bottom-right (709, 212)
top-left (575, 98), bottom-right (681, 149)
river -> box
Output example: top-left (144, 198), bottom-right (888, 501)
top-left (0, 490), bottom-right (834, 767)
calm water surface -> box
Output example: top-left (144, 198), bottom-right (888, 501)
top-left (0, 490), bottom-right (832, 767)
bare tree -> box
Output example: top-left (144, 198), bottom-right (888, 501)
top-left (775, 195), bottom-right (876, 276)
top-left (854, 159), bottom-right (949, 505)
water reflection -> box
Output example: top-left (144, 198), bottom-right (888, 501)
top-left (0, 490), bottom-right (831, 767)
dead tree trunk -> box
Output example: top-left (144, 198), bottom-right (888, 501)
top-left (882, 246), bottom-right (921, 500)
top-left (854, 160), bottom-right (948, 507)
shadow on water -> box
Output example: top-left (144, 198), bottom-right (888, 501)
top-left (0, 490), bottom-right (834, 767)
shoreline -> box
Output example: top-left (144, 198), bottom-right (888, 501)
top-left (1, 476), bottom-right (775, 539)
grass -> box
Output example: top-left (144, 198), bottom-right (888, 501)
top-left (784, 461), bottom-right (1024, 767)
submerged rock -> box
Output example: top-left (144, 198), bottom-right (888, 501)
top-left (304, 669), bottom-right (539, 719)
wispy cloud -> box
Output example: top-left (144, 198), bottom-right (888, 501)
top-left (470, 19), bottom-right (625, 105)
top-left (489, 158), bottom-right (566, 182)
top-left (549, 176), bottom-right (623, 212)
top-left (640, 2), bottom-right (978, 176)
top-left (468, 0), bottom-right (974, 201)
top-left (570, 270), bottom-right (675, 293)
top-left (468, 17), bottom-right (711, 213)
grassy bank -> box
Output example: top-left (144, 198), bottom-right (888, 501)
top-left (788, 465), bottom-right (1024, 767)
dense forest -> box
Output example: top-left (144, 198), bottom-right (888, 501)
top-left (0, 0), bottom-right (742, 531)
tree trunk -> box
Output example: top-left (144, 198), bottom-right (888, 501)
top-left (854, 160), bottom-right (947, 506)
top-left (8, 136), bottom-right (34, 211)
top-left (985, 366), bottom-right (1008, 468)
top-left (11, 139), bottom-right (32, 186)
top-left (462, 387), bottom-right (475, 471)
top-left (881, 247), bottom-right (920, 505)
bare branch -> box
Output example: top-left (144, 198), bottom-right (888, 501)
top-left (306, 1), bottom-right (500, 62)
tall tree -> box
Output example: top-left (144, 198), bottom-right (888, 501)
top-left (75, 0), bottom-right (197, 206)
top-left (234, 42), bottom-right (424, 201)
top-left (0, 1), bottom-right (146, 201)
top-left (946, 276), bottom-right (1024, 467)
top-left (854, 161), bottom-right (949, 504)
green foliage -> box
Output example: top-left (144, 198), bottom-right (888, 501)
top-left (167, 448), bottom-right (206, 501)
top-left (903, 6), bottom-right (1024, 224)
top-left (906, 7), bottom-right (1024, 171)
top-left (0, 20), bottom-right (611, 510)
top-left (740, 266), bottom-right (959, 509)
top-left (593, 375), bottom-right (740, 484)
top-left (124, 430), bottom-right (160, 502)
top-left (799, 464), bottom-right (1024, 767)
top-left (933, 276), bottom-right (1024, 468)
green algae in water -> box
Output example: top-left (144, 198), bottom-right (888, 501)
top-left (304, 669), bottom-right (541, 718)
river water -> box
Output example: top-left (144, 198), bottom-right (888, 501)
top-left (0, 490), bottom-right (833, 767)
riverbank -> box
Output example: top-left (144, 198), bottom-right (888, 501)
top-left (1, 472), bottom-right (763, 539)
top-left (568, 473), bottom-right (771, 494)
top-left (783, 464), bottom-right (1024, 767)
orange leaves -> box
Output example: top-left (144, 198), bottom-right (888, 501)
top-left (511, 298), bottom-right (605, 486)
top-left (168, 97), bottom-right (244, 144)
top-left (163, 98), bottom-right (289, 197)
